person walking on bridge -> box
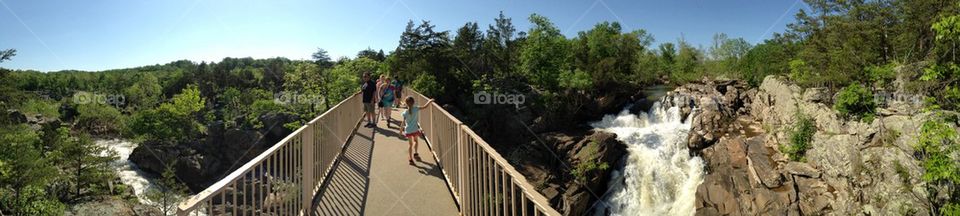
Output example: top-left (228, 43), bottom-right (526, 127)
top-left (361, 72), bottom-right (377, 128)
top-left (401, 96), bottom-right (433, 165)
top-left (379, 76), bottom-right (398, 128)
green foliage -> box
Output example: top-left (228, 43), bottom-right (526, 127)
top-left (866, 63), bottom-right (897, 88)
top-left (412, 73), bottom-right (442, 97)
top-left (915, 115), bottom-right (960, 214)
top-left (519, 14), bottom-right (572, 91)
top-left (558, 69), bottom-right (593, 91)
top-left (788, 59), bottom-right (815, 86)
top-left (130, 85), bottom-right (205, 143)
top-left (739, 39), bottom-right (794, 87)
top-left (0, 49), bottom-right (15, 63)
top-left (571, 141), bottom-right (610, 182)
top-left (48, 127), bottom-right (117, 201)
top-left (571, 22), bottom-right (649, 88)
top-left (782, 114), bottom-right (815, 161)
top-left (145, 165), bottom-right (186, 216)
top-left (122, 73), bottom-right (163, 110)
top-left (19, 98), bottom-right (60, 119)
top-left (75, 101), bottom-right (125, 136)
top-left (834, 84), bottom-right (877, 122)
top-left (0, 124), bottom-right (59, 215)
top-left (0, 185), bottom-right (65, 216)
top-left (670, 39), bottom-right (705, 83)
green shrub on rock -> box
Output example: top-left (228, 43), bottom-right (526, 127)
top-left (915, 114), bottom-right (960, 215)
top-left (782, 113), bottom-right (815, 161)
top-left (834, 83), bottom-right (877, 122)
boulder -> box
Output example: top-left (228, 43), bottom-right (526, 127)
top-left (663, 79), bottom-right (752, 151)
top-left (747, 138), bottom-right (782, 188)
top-left (783, 162), bottom-right (820, 178)
top-left (516, 129), bottom-right (627, 216)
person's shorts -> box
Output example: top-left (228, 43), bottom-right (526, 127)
top-left (382, 100), bottom-right (393, 108)
top-left (404, 130), bottom-right (423, 138)
top-left (363, 103), bottom-right (374, 113)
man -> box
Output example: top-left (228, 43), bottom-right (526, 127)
top-left (361, 72), bottom-right (377, 128)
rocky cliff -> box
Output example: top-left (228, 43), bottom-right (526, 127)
top-left (693, 76), bottom-right (936, 215)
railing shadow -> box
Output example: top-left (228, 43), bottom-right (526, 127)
top-left (311, 125), bottom-right (375, 216)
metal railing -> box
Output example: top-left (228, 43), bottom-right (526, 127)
top-left (177, 89), bottom-right (560, 216)
top-left (176, 93), bottom-right (363, 215)
top-left (408, 90), bottom-right (561, 216)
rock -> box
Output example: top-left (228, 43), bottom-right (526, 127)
top-left (784, 162), bottom-right (820, 178)
top-left (696, 135), bottom-right (799, 215)
top-left (662, 79), bottom-right (752, 151)
top-left (801, 87), bottom-right (831, 103)
top-left (5, 109), bottom-right (27, 124)
top-left (747, 138), bottom-right (782, 188)
top-left (796, 177), bottom-right (832, 214)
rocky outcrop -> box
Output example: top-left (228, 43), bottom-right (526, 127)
top-left (130, 113), bottom-right (294, 191)
top-left (653, 79), bottom-right (753, 151)
top-left (695, 75), bottom-right (935, 215)
top-left (510, 129), bottom-right (627, 216)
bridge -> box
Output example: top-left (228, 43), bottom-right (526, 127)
top-left (177, 89), bottom-right (561, 216)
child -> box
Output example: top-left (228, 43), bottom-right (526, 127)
top-left (401, 96), bottom-right (433, 165)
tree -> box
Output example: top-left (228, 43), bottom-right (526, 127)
top-left (0, 124), bottom-right (59, 215)
top-left (571, 22), bottom-right (650, 89)
top-left (519, 14), bottom-right (571, 91)
top-left (129, 85), bottom-right (205, 143)
top-left (50, 127), bottom-right (117, 202)
top-left (0, 49), bottom-right (15, 63)
top-left (144, 164), bottom-right (187, 216)
top-left (357, 48), bottom-right (386, 61)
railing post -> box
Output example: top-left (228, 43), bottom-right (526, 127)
top-left (301, 123), bottom-right (315, 214)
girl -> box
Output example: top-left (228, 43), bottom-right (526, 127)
top-left (401, 96), bottom-right (433, 165)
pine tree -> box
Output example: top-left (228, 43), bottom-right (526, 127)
top-left (51, 127), bottom-right (117, 202)
top-left (145, 164), bottom-right (187, 216)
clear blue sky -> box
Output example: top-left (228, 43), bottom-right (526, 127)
top-left (0, 0), bottom-right (804, 72)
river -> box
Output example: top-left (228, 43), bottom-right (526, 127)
top-left (96, 139), bottom-right (157, 205)
top-left (592, 96), bottom-right (705, 216)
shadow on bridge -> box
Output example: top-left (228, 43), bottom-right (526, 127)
top-left (311, 125), bottom-right (375, 216)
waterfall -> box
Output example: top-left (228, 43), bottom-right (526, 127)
top-left (591, 98), bottom-right (704, 216)
top-left (96, 139), bottom-right (157, 205)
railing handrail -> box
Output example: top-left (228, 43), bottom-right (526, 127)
top-left (308, 92), bottom-right (360, 125)
top-left (408, 89), bottom-right (561, 216)
top-left (176, 122), bottom-right (309, 212)
top-left (458, 125), bottom-right (560, 214)
top-left (177, 92), bottom-right (363, 214)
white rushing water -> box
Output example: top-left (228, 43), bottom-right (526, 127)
top-left (591, 100), bottom-right (705, 216)
top-left (96, 139), bottom-right (157, 204)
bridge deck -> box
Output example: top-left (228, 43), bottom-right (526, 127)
top-left (311, 108), bottom-right (460, 216)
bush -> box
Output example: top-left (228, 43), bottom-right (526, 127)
top-left (834, 83), bottom-right (877, 122)
top-left (75, 102), bottom-right (125, 135)
top-left (412, 73), bottom-right (442, 97)
top-left (19, 99), bottom-right (59, 119)
top-left (915, 115), bottom-right (960, 214)
top-left (558, 69), bottom-right (593, 91)
top-left (782, 114), bottom-right (815, 161)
